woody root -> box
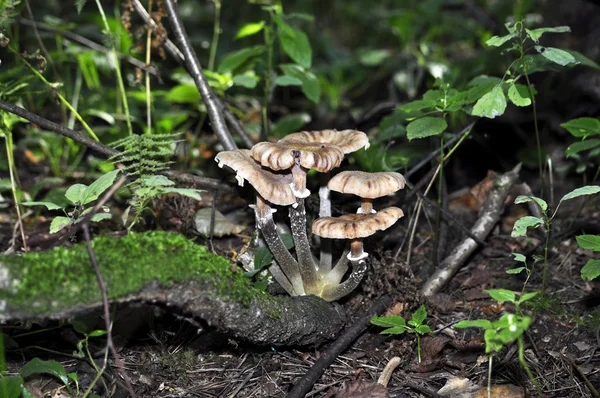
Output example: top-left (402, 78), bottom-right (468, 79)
top-left (216, 130), bottom-right (405, 301)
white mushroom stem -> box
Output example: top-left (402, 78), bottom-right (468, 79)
top-left (318, 186), bottom-right (332, 273)
top-left (255, 195), bottom-right (305, 296)
top-left (357, 198), bottom-right (376, 214)
top-left (324, 249), bottom-right (350, 286)
top-left (289, 199), bottom-right (319, 293)
top-left (348, 238), bottom-right (368, 262)
top-left (291, 162), bottom-right (310, 198)
top-left (321, 260), bottom-right (368, 302)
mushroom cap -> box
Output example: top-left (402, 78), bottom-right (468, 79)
top-left (328, 171), bottom-right (406, 199)
top-left (215, 149), bottom-right (296, 206)
top-left (281, 129), bottom-right (369, 154)
top-left (251, 140), bottom-right (344, 172)
top-left (312, 206), bottom-right (404, 239)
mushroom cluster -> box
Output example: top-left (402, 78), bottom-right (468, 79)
top-left (215, 130), bottom-right (405, 301)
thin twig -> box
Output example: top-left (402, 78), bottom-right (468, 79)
top-left (286, 295), bottom-right (393, 398)
top-left (163, 0), bottom-right (237, 151)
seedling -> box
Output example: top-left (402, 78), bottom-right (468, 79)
top-left (0, 358), bottom-right (81, 398)
top-left (370, 304), bottom-right (432, 363)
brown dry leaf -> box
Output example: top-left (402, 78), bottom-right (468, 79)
top-left (473, 384), bottom-right (524, 398)
top-left (385, 302), bottom-right (407, 316)
top-left (470, 170), bottom-right (494, 207)
top-left (331, 381), bottom-right (388, 398)
top-left (420, 335), bottom-right (451, 361)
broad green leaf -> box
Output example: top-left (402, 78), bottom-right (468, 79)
top-left (20, 358), bottom-right (69, 385)
top-left (415, 324), bottom-right (432, 334)
top-left (274, 75), bottom-right (302, 86)
top-left (576, 235), bottom-right (600, 251)
top-left (536, 46), bottom-right (578, 66)
top-left (217, 46), bottom-right (264, 74)
top-left (514, 195), bottom-right (548, 212)
top-left (406, 117), bottom-right (447, 140)
top-left (397, 99), bottom-right (437, 114)
top-left (565, 139), bottom-right (600, 157)
top-left (511, 216), bottom-right (543, 237)
top-left (234, 21), bottom-right (265, 39)
top-left (525, 26), bottom-right (570, 42)
top-left (0, 376), bottom-right (26, 398)
top-left (454, 319), bottom-right (493, 329)
top-left (512, 253), bottom-right (527, 263)
top-left (50, 216), bottom-right (73, 234)
top-left (160, 188), bottom-right (203, 201)
top-left (485, 289), bottom-right (516, 303)
top-left (232, 75), bottom-right (258, 89)
top-left (280, 64), bottom-right (321, 103)
top-left (22, 201), bottom-right (63, 211)
top-left (561, 117), bottom-right (600, 138)
top-left (275, 18), bottom-right (312, 68)
top-left (568, 50), bottom-right (600, 70)
top-left (359, 49), bottom-right (391, 66)
top-left (370, 315), bottom-right (406, 328)
top-left (519, 291), bottom-right (539, 303)
top-left (254, 246), bottom-right (273, 269)
top-left (507, 267), bottom-right (526, 274)
top-left (581, 259), bottom-right (600, 281)
top-left (81, 169), bottom-right (120, 205)
top-left (65, 184), bottom-right (88, 204)
top-left (507, 84), bottom-right (532, 107)
top-left (272, 113), bottom-right (311, 138)
top-left (560, 185), bottom-right (600, 202)
top-left (486, 33), bottom-right (515, 47)
top-left (91, 213), bottom-right (112, 223)
top-left (141, 175), bottom-right (175, 187)
top-left (472, 85), bottom-right (506, 119)
top-left (166, 84), bottom-right (201, 104)
top-left (411, 305), bottom-right (428, 326)
top-left (379, 326), bottom-right (408, 335)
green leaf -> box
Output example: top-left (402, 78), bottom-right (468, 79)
top-left (65, 183), bottom-right (88, 204)
top-left (561, 117), bottom-right (600, 138)
top-left (560, 185), bottom-right (600, 202)
top-left (272, 113), bottom-right (311, 138)
top-left (472, 85), bottom-right (506, 119)
top-left (507, 84), bottom-right (532, 107)
top-left (565, 139), bottom-right (600, 157)
top-left (415, 324), bottom-right (432, 335)
top-left (485, 289), bottom-right (516, 303)
top-left (81, 169), bottom-right (120, 205)
top-left (397, 99), bottom-right (437, 114)
top-left (254, 247), bottom-right (273, 269)
top-left (507, 267), bottom-right (526, 274)
top-left (511, 216), bottom-right (543, 237)
top-left (536, 46), bottom-right (578, 66)
top-left (519, 291), bottom-right (539, 304)
top-left (232, 74), bottom-right (258, 88)
top-left (485, 33), bottom-right (515, 47)
top-left (50, 216), bottom-right (73, 234)
top-left (234, 21), bottom-right (265, 39)
top-left (90, 213), bottom-right (112, 223)
top-left (406, 117), bottom-right (447, 140)
top-left (370, 315), bottom-right (406, 328)
top-left (22, 201), bottom-right (63, 211)
top-left (411, 305), bottom-right (428, 326)
top-left (454, 319), bottom-right (492, 329)
top-left (280, 64), bottom-right (321, 103)
top-left (576, 235), bottom-right (600, 251)
top-left (525, 26), bottom-right (570, 42)
top-left (379, 326), bottom-right (408, 335)
top-left (0, 376), bottom-right (26, 398)
top-left (359, 49), bottom-right (391, 66)
top-left (568, 50), bottom-right (600, 70)
top-left (275, 17), bottom-right (312, 68)
top-left (514, 195), bottom-right (548, 212)
top-left (160, 188), bottom-right (203, 201)
top-left (166, 84), bottom-right (201, 104)
top-left (20, 358), bottom-right (69, 386)
top-left (512, 252), bottom-right (527, 263)
top-left (87, 329), bottom-right (108, 337)
top-left (217, 46), bottom-right (264, 74)
top-left (274, 75), bottom-right (302, 86)
top-left (581, 259), bottom-right (600, 281)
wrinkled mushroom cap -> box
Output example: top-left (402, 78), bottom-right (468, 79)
top-left (312, 206), bottom-right (404, 239)
top-left (215, 149), bottom-right (296, 206)
top-left (281, 129), bottom-right (369, 154)
top-left (251, 140), bottom-right (344, 172)
top-left (328, 171), bottom-right (406, 199)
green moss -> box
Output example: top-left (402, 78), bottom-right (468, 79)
top-left (0, 231), bottom-right (265, 315)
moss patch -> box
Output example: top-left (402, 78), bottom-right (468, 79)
top-left (0, 231), bottom-right (264, 315)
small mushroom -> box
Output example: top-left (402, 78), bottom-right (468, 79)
top-left (312, 207), bottom-right (404, 262)
top-left (328, 171), bottom-right (406, 214)
top-left (281, 129), bottom-right (369, 154)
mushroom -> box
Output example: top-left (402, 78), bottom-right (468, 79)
top-left (328, 171), bottom-right (406, 214)
top-left (281, 129), bottom-right (370, 154)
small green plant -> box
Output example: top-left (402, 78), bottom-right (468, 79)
top-left (23, 169), bottom-right (121, 233)
top-left (576, 234), bottom-right (600, 281)
top-left (455, 289), bottom-right (540, 396)
top-left (561, 117), bottom-right (600, 178)
top-left (510, 185), bottom-right (600, 290)
top-left (371, 304), bottom-right (432, 363)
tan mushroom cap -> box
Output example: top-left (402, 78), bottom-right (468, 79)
top-left (281, 129), bottom-right (369, 154)
top-left (215, 149), bottom-right (296, 206)
top-left (328, 171), bottom-right (406, 199)
top-left (251, 140), bottom-right (344, 172)
top-left (312, 207), bottom-right (404, 239)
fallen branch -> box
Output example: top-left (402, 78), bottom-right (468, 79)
top-left (421, 163), bottom-right (521, 297)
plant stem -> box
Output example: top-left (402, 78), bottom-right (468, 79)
top-left (417, 335), bottom-right (422, 363)
top-left (261, 23), bottom-right (274, 141)
top-left (518, 337), bottom-right (541, 396)
top-left (145, 0), bottom-right (153, 135)
top-left (487, 355), bottom-right (493, 398)
top-left (208, 0), bottom-right (221, 71)
top-left (542, 218), bottom-right (551, 291)
top-left (5, 132), bottom-right (28, 252)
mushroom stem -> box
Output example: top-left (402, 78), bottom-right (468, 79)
top-left (318, 185), bottom-right (332, 273)
top-left (255, 195), bottom-right (305, 296)
top-left (321, 260), bottom-right (368, 302)
top-left (324, 249), bottom-right (350, 286)
top-left (349, 238), bottom-right (368, 262)
top-left (359, 198), bottom-right (374, 214)
top-left (289, 199), bottom-right (319, 293)
top-left (291, 162), bottom-right (310, 198)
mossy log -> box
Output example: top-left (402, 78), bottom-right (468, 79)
top-left (0, 232), bottom-right (346, 346)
